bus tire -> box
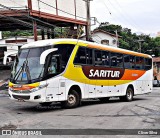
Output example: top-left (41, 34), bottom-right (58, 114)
top-left (120, 87), bottom-right (134, 102)
top-left (99, 97), bottom-right (110, 102)
top-left (39, 102), bottom-right (52, 106)
top-left (61, 90), bottom-right (80, 109)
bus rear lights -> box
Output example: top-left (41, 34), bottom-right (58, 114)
top-left (34, 95), bottom-right (41, 100)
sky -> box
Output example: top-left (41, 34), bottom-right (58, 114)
top-left (90, 0), bottom-right (160, 36)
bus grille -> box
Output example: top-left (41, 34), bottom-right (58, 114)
top-left (11, 90), bottom-right (31, 94)
top-left (12, 95), bottom-right (30, 100)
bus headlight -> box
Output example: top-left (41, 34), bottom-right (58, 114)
top-left (30, 84), bottom-right (48, 92)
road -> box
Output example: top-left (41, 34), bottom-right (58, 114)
top-left (0, 87), bottom-right (160, 137)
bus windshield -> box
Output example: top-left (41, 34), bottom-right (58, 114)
top-left (10, 44), bottom-right (75, 84)
top-left (11, 47), bottom-right (49, 84)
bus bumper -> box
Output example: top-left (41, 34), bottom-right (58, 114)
top-left (8, 88), bottom-right (47, 103)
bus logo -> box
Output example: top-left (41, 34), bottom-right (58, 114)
top-left (82, 66), bottom-right (125, 80)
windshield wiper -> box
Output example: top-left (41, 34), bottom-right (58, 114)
top-left (14, 60), bottom-right (31, 83)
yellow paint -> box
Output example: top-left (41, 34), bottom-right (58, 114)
top-left (9, 81), bottom-right (40, 88)
top-left (63, 43), bottom-right (134, 86)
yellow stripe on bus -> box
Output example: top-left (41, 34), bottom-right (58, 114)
top-left (54, 40), bottom-right (88, 47)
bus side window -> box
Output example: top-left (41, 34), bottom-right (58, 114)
top-left (74, 47), bottom-right (86, 65)
top-left (135, 56), bottom-right (144, 70)
top-left (48, 56), bottom-right (57, 74)
top-left (86, 48), bottom-right (93, 65)
top-left (145, 58), bottom-right (152, 70)
top-left (130, 56), bottom-right (135, 69)
top-left (117, 53), bottom-right (123, 68)
top-left (124, 55), bottom-right (130, 69)
top-left (95, 50), bottom-right (102, 66)
top-left (110, 52), bottom-right (117, 67)
top-left (102, 51), bottom-right (110, 66)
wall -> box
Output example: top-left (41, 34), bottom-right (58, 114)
top-left (0, 0), bottom-right (28, 9)
top-left (92, 32), bottom-right (118, 47)
top-left (31, 0), bottom-right (87, 21)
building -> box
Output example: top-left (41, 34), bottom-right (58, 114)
top-left (153, 57), bottom-right (160, 80)
top-left (91, 29), bottom-right (121, 47)
top-left (81, 29), bottom-right (121, 47)
top-left (0, 0), bottom-right (89, 41)
top-left (0, 37), bottom-right (35, 66)
top-left (157, 32), bottom-right (160, 37)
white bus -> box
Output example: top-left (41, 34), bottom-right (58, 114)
top-left (0, 44), bottom-right (21, 67)
top-left (6, 39), bottom-right (153, 108)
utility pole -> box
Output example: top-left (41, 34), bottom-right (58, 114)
top-left (138, 38), bottom-right (144, 53)
top-left (84, 0), bottom-right (92, 41)
top-left (115, 30), bottom-right (119, 47)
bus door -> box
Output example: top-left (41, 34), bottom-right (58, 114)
top-left (44, 52), bottom-right (64, 101)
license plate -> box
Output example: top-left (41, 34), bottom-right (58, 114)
top-left (17, 98), bottom-right (25, 102)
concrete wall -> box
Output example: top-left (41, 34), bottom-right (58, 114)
top-left (0, 0), bottom-right (87, 22)
top-left (0, 0), bottom-right (27, 9)
top-left (31, 0), bottom-right (87, 21)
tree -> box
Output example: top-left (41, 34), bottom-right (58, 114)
top-left (97, 23), bottom-right (160, 57)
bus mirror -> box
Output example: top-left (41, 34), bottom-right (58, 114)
top-left (3, 51), bottom-right (18, 65)
top-left (40, 48), bottom-right (58, 65)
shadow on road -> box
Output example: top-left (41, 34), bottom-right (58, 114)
top-left (10, 97), bottom-right (147, 113)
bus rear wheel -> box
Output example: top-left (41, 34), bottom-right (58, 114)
top-left (61, 90), bottom-right (80, 109)
top-left (120, 87), bottom-right (134, 102)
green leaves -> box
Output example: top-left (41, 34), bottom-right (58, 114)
top-left (97, 23), bottom-right (160, 57)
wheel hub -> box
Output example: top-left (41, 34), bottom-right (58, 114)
top-left (68, 94), bottom-right (76, 104)
top-left (127, 90), bottom-right (132, 99)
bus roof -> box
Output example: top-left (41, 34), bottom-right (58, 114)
top-left (21, 38), bottom-right (151, 58)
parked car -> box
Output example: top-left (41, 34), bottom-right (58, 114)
top-left (153, 79), bottom-right (160, 87)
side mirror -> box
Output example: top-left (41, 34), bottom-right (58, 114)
top-left (40, 48), bottom-right (58, 64)
top-left (3, 51), bottom-right (18, 65)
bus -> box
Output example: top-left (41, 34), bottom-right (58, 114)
top-left (5, 38), bottom-right (153, 108)
top-left (0, 44), bottom-right (21, 67)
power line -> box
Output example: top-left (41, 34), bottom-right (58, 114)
top-left (101, 0), bottom-right (112, 15)
top-left (99, 0), bottom-right (125, 26)
top-left (108, 0), bottom-right (143, 32)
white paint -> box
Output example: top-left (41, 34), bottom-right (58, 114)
top-left (40, 48), bottom-right (58, 65)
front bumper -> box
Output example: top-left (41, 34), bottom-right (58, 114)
top-left (9, 88), bottom-right (46, 103)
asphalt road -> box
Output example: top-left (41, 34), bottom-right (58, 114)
top-left (0, 87), bottom-right (160, 137)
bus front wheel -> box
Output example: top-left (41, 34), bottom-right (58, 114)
top-left (61, 90), bottom-right (80, 108)
top-left (120, 87), bottom-right (134, 102)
